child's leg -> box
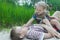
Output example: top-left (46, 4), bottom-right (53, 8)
top-left (41, 24), bottom-right (60, 38)
top-left (34, 23), bottom-right (60, 38)
top-left (50, 19), bottom-right (60, 30)
top-left (42, 19), bottom-right (60, 38)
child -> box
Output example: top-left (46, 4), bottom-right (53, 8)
top-left (53, 11), bottom-right (60, 33)
top-left (10, 1), bottom-right (60, 40)
top-left (20, 1), bottom-right (60, 38)
top-left (10, 26), bottom-right (53, 40)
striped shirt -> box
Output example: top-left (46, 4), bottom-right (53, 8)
top-left (26, 24), bottom-right (44, 40)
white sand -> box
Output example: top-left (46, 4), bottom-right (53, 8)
top-left (0, 30), bottom-right (60, 40)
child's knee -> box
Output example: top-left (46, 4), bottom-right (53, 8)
top-left (50, 19), bottom-right (58, 24)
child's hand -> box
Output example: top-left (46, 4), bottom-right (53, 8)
top-left (20, 27), bottom-right (28, 38)
top-left (43, 19), bottom-right (49, 23)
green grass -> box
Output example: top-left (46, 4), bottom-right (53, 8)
top-left (0, 1), bottom-right (55, 29)
top-left (0, 2), bottom-right (34, 28)
top-left (50, 10), bottom-right (55, 16)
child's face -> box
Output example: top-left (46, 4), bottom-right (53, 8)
top-left (36, 6), bottom-right (44, 15)
top-left (14, 27), bottom-right (25, 38)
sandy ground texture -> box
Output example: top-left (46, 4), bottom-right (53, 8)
top-left (0, 30), bottom-right (60, 40)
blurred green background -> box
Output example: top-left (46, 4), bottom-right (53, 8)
top-left (0, 0), bottom-right (60, 29)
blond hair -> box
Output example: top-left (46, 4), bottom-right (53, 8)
top-left (35, 1), bottom-right (48, 9)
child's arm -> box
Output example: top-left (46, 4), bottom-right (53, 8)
top-left (24, 13), bottom-right (37, 27)
top-left (44, 33), bottom-right (53, 39)
top-left (20, 17), bottom-right (35, 38)
top-left (23, 17), bottom-right (34, 27)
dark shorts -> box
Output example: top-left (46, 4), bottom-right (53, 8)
top-left (57, 30), bottom-right (60, 33)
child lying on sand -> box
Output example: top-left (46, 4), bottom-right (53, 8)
top-left (10, 25), bottom-right (53, 40)
top-left (10, 1), bottom-right (60, 40)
